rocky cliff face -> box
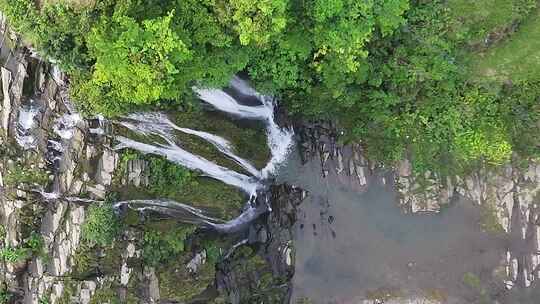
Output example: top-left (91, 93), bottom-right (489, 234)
top-left (0, 14), bottom-right (119, 303)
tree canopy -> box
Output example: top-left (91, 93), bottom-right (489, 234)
top-left (0, 0), bottom-right (538, 174)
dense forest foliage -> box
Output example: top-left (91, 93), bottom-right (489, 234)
top-left (1, 0), bottom-right (538, 174)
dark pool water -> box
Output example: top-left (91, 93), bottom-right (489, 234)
top-left (276, 149), bottom-right (510, 304)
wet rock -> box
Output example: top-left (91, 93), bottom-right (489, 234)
top-left (86, 184), bottom-right (106, 199)
top-left (144, 267), bottom-right (160, 303)
top-left (0, 35), bottom-right (129, 304)
top-left (298, 122), bottom-right (371, 191)
top-left (186, 250), bottom-right (207, 274)
top-left (95, 148), bottom-right (117, 186)
top-left (215, 184), bottom-right (304, 303)
top-left (1, 67), bottom-right (12, 134)
top-left (124, 158), bottom-right (149, 187)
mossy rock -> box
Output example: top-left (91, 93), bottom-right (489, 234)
top-left (156, 257), bottom-right (216, 302)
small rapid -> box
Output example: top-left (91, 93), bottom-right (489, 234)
top-left (114, 135), bottom-right (260, 195)
top-left (123, 112), bottom-right (261, 178)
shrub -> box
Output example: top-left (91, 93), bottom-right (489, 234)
top-left (0, 246), bottom-right (29, 263)
top-left (142, 226), bottom-right (195, 266)
top-left (0, 231), bottom-right (46, 263)
top-left (82, 204), bottom-right (121, 247)
top-left (0, 287), bottom-right (10, 304)
top-left (147, 157), bottom-right (195, 196)
top-left (4, 164), bottom-right (48, 186)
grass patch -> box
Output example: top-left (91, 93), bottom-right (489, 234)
top-left (38, 0), bottom-right (95, 9)
top-left (471, 7), bottom-right (540, 81)
top-left (4, 162), bottom-right (49, 186)
top-left (0, 232), bottom-right (45, 263)
top-left (447, 0), bottom-right (536, 45)
top-left (142, 223), bottom-right (195, 266)
top-left (117, 179), bottom-right (244, 221)
top-left (82, 202), bottom-right (121, 247)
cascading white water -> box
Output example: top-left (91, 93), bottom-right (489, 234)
top-left (114, 199), bottom-right (223, 224)
top-left (115, 136), bottom-right (260, 195)
top-left (192, 88), bottom-right (271, 120)
top-left (124, 112), bottom-right (261, 177)
top-left (114, 198), bottom-right (269, 234)
top-left (53, 113), bottom-right (82, 140)
top-left (16, 103), bottom-right (40, 149)
top-left (194, 76), bottom-right (294, 178)
top-left (113, 76), bottom-right (291, 233)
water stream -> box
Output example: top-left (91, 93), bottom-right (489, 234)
top-left (113, 77), bottom-right (293, 234)
top-left (113, 78), bottom-right (514, 303)
top-left (15, 101), bottom-right (39, 149)
top-left (195, 76), bottom-right (294, 178)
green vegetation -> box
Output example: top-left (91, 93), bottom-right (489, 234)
top-left (223, 246), bottom-right (290, 302)
top-left (1, 0), bottom-right (538, 173)
top-left (447, 0), bottom-right (536, 46)
top-left (1, 2), bottom-right (539, 303)
top-left (116, 152), bottom-right (244, 219)
top-left (473, 7), bottom-right (540, 81)
top-left (82, 202), bottom-right (121, 247)
top-left (171, 109), bottom-right (270, 169)
top-left (38, 297), bottom-right (50, 304)
top-left (0, 246), bottom-right (29, 263)
top-left (88, 283), bottom-right (120, 304)
top-left (142, 224), bottom-right (195, 266)
top-left (0, 232), bottom-right (45, 263)
top-left (71, 238), bottom-right (124, 279)
top-left (0, 287), bottom-right (10, 304)
top-left (147, 157), bottom-right (194, 197)
top-left (463, 272), bottom-right (483, 290)
top-left (4, 163), bottom-right (48, 186)
top-left (1, 0), bottom-right (537, 175)
top-left (462, 272), bottom-right (490, 303)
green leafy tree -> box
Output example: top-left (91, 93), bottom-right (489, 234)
top-left (78, 11), bottom-right (191, 114)
top-left (216, 0), bottom-right (289, 46)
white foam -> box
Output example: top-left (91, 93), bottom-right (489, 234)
top-left (53, 113), bottom-right (82, 140)
top-left (194, 77), bottom-right (294, 178)
top-left (16, 104), bottom-right (40, 149)
top-left (125, 112), bottom-right (261, 177)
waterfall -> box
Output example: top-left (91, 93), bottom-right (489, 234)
top-left (194, 76), bottom-right (294, 178)
top-left (209, 204), bottom-right (269, 234)
top-left (114, 199), bottom-right (223, 223)
top-left (114, 198), bottom-right (270, 234)
top-left (53, 113), bottom-right (82, 140)
top-left (192, 88), bottom-right (271, 120)
top-left (15, 103), bottom-right (40, 149)
top-left (114, 136), bottom-right (260, 195)
top-left (113, 76), bottom-right (292, 233)
top-left (124, 112), bottom-right (261, 178)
